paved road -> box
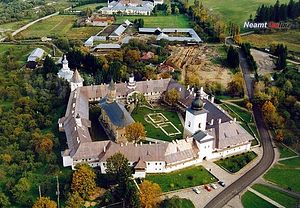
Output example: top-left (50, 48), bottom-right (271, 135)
top-left (204, 44), bottom-right (275, 208)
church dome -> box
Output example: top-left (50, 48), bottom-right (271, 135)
top-left (191, 90), bottom-right (203, 110)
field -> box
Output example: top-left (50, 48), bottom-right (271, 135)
top-left (252, 184), bottom-right (299, 208)
top-left (264, 157), bottom-right (300, 193)
top-left (146, 166), bottom-right (217, 192)
top-left (241, 191), bottom-right (276, 208)
top-left (166, 45), bottom-right (233, 86)
top-left (0, 43), bottom-right (52, 64)
top-left (73, 3), bottom-right (106, 11)
top-left (215, 151), bottom-right (257, 173)
top-left (242, 30), bottom-right (300, 55)
top-left (132, 106), bottom-right (183, 141)
top-left (115, 15), bottom-right (191, 28)
top-left (277, 143), bottom-right (298, 158)
top-left (188, 0), bottom-right (289, 27)
top-left (15, 15), bottom-right (102, 40)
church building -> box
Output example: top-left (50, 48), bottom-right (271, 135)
top-left (58, 71), bottom-right (254, 176)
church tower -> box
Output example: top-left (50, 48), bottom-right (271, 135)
top-left (70, 69), bottom-right (84, 91)
top-left (57, 55), bottom-right (74, 82)
top-left (184, 89), bottom-right (208, 137)
top-left (127, 73), bottom-right (136, 89)
top-left (107, 79), bottom-right (116, 103)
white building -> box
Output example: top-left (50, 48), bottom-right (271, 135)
top-left (59, 72), bottom-right (254, 177)
top-left (57, 55), bottom-right (74, 82)
top-left (99, 0), bottom-right (158, 15)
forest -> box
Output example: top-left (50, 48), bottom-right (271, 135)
top-left (0, 48), bottom-right (71, 207)
top-left (254, 0), bottom-right (300, 22)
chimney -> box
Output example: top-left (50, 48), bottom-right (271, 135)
top-left (179, 87), bottom-right (182, 92)
top-left (191, 87), bottom-right (194, 92)
top-left (187, 85), bottom-right (190, 90)
top-left (190, 91), bottom-right (192, 95)
top-left (149, 142), bottom-right (152, 145)
top-left (218, 118), bottom-right (222, 124)
top-left (135, 143), bottom-right (138, 147)
top-left (104, 145), bottom-right (106, 152)
top-left (120, 143), bottom-right (123, 147)
top-left (234, 117), bottom-right (236, 122)
top-left (140, 141), bottom-right (142, 146)
top-left (211, 96), bottom-right (215, 103)
top-left (155, 141), bottom-right (158, 144)
top-left (210, 119), bottom-right (214, 125)
top-left (125, 142), bottom-right (128, 146)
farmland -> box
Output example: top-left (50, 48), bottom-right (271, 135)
top-left (73, 2), bottom-right (107, 11)
top-left (15, 15), bottom-right (102, 40)
top-left (115, 14), bottom-right (192, 28)
top-left (241, 29), bottom-right (300, 55)
top-left (188, 0), bottom-right (289, 27)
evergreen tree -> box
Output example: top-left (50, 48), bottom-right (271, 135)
top-left (275, 44), bottom-right (287, 70)
top-left (227, 46), bottom-right (240, 68)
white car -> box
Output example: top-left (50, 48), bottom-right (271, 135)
top-left (211, 184), bottom-right (217, 189)
top-left (192, 187), bottom-right (201, 194)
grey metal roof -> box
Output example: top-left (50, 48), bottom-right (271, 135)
top-left (94, 44), bottom-right (121, 49)
top-left (99, 99), bottom-right (134, 127)
top-left (27, 48), bottom-right (45, 62)
top-left (109, 25), bottom-right (126, 37)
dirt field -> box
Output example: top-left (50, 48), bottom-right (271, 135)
top-left (250, 49), bottom-right (276, 75)
top-left (166, 45), bottom-right (232, 86)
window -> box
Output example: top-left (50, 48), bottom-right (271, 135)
top-left (148, 162), bottom-right (150, 165)
top-left (188, 121), bottom-right (191, 127)
top-left (198, 123), bottom-right (201, 128)
top-left (155, 163), bottom-right (157, 165)
top-left (159, 162), bottom-right (162, 165)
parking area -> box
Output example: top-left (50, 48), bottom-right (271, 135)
top-left (164, 146), bottom-right (263, 207)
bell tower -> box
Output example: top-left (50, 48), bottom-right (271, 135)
top-left (184, 89), bottom-right (208, 137)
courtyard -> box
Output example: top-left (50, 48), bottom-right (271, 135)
top-left (131, 106), bottom-right (183, 142)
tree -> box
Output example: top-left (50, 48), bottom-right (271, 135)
top-left (275, 44), bottom-right (287, 70)
top-left (0, 192), bottom-right (11, 208)
top-left (275, 129), bottom-right (284, 142)
top-left (262, 101), bottom-right (276, 124)
top-left (227, 72), bottom-right (244, 97)
top-left (160, 196), bottom-right (195, 208)
top-left (165, 88), bottom-right (180, 106)
top-left (283, 80), bottom-right (293, 94)
top-left (246, 101), bottom-right (253, 111)
top-left (106, 153), bottom-right (132, 185)
top-left (125, 122), bottom-right (146, 142)
top-left (71, 163), bottom-right (96, 199)
top-left (65, 192), bottom-right (84, 208)
top-left (140, 180), bottom-right (162, 208)
top-left (174, 6), bottom-right (180, 15)
top-left (226, 46), bottom-right (239, 68)
top-left (12, 177), bottom-right (31, 204)
top-left (32, 197), bottom-right (57, 208)
top-left (42, 56), bottom-right (58, 75)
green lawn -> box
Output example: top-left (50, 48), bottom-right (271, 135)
top-left (188, 0), bottom-right (289, 28)
top-left (277, 143), bottom-right (298, 158)
top-left (132, 106), bottom-right (183, 141)
top-left (15, 15), bottom-right (102, 40)
top-left (264, 157), bottom-right (300, 193)
top-left (215, 151), bottom-right (257, 173)
top-left (242, 191), bottom-right (276, 208)
top-left (73, 3), bottom-right (106, 11)
top-left (146, 166), bottom-right (217, 192)
top-left (252, 184), bottom-right (299, 208)
top-left (115, 15), bottom-right (192, 28)
top-left (223, 103), bottom-right (252, 123)
top-left (0, 43), bottom-right (52, 65)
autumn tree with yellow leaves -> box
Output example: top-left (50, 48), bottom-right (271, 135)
top-left (32, 197), bottom-right (57, 208)
top-left (140, 180), bottom-right (162, 208)
top-left (125, 122), bottom-right (146, 142)
top-left (71, 163), bottom-right (96, 199)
